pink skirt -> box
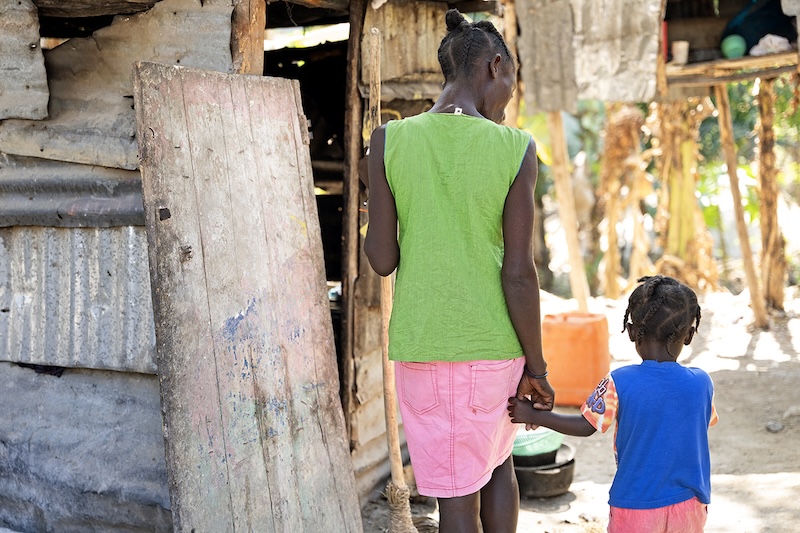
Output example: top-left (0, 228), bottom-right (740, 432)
top-left (395, 357), bottom-right (525, 498)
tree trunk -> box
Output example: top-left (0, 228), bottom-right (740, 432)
top-left (757, 77), bottom-right (786, 311)
top-left (714, 84), bottom-right (769, 328)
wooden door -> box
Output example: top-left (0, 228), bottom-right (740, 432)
top-left (134, 62), bottom-right (362, 533)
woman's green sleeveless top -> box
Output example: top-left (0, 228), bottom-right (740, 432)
top-left (384, 112), bottom-right (531, 362)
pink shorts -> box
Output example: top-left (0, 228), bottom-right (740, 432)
top-left (608, 497), bottom-right (708, 533)
top-left (395, 357), bottom-right (525, 498)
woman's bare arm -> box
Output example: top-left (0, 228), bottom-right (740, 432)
top-left (502, 141), bottom-right (554, 409)
top-left (364, 125), bottom-right (400, 276)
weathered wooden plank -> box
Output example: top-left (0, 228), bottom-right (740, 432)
top-left (32, 0), bottom-right (159, 17)
top-left (0, 0), bottom-right (49, 120)
top-left (0, 0), bottom-right (233, 170)
top-left (135, 62), bottom-right (234, 531)
top-left (360, 0), bottom-right (446, 88)
top-left (517, 0), bottom-right (578, 113)
top-left (135, 62), bottom-right (362, 532)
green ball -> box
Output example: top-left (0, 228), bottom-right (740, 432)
top-left (721, 35), bottom-right (747, 59)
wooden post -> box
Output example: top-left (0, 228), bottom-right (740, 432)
top-left (134, 63), bottom-right (363, 532)
top-left (502, 0), bottom-right (520, 128)
top-left (231, 0), bottom-right (266, 75)
top-left (713, 84), bottom-right (769, 328)
top-left (341, 0), bottom-right (368, 441)
top-left (756, 77), bottom-right (785, 311)
top-left (546, 110), bottom-right (590, 311)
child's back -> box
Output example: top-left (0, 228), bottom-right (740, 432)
top-left (585, 361), bottom-right (717, 510)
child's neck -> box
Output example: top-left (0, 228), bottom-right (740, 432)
top-left (637, 339), bottom-right (680, 363)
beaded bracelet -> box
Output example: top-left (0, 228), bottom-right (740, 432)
top-left (524, 366), bottom-right (548, 379)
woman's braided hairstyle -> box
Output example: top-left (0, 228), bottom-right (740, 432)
top-left (623, 276), bottom-right (702, 357)
top-left (438, 9), bottom-right (513, 82)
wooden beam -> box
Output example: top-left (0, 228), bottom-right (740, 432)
top-left (713, 84), bottom-right (769, 328)
top-left (231, 0), bottom-right (266, 75)
top-left (32, 0), bottom-right (157, 17)
top-left (341, 0), bottom-right (368, 445)
top-left (546, 110), bottom-right (590, 311)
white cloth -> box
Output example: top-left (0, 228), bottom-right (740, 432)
top-left (749, 34), bottom-right (794, 56)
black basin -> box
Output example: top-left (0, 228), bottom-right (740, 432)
top-left (514, 442), bottom-right (576, 498)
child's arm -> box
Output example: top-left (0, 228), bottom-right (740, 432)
top-left (508, 397), bottom-right (596, 437)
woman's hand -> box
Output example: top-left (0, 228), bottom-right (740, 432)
top-left (515, 375), bottom-right (555, 430)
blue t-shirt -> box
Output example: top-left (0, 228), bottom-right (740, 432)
top-left (581, 360), bottom-right (718, 509)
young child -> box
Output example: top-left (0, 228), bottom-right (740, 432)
top-left (509, 275), bottom-right (718, 533)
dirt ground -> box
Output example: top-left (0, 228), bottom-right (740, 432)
top-left (361, 286), bottom-right (800, 533)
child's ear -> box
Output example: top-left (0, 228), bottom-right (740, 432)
top-left (683, 326), bottom-right (696, 345)
top-left (626, 323), bottom-right (636, 342)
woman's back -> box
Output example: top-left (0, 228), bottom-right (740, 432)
top-left (384, 112), bottom-right (531, 362)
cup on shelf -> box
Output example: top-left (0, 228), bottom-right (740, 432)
top-left (671, 40), bottom-right (690, 65)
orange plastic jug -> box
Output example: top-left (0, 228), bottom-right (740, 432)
top-left (541, 312), bottom-right (610, 407)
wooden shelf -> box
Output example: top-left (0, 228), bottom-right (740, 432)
top-left (666, 50), bottom-right (799, 87)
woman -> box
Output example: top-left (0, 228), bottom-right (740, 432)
top-left (365, 9), bottom-right (554, 532)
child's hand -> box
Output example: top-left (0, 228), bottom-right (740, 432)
top-left (508, 396), bottom-right (542, 429)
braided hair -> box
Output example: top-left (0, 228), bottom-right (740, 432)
top-left (623, 276), bottom-right (702, 357)
top-left (438, 9), bottom-right (513, 82)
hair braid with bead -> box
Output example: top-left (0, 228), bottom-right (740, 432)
top-left (438, 9), bottom-right (513, 83)
top-left (622, 276), bottom-right (702, 357)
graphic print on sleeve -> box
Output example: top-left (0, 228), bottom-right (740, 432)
top-left (581, 373), bottom-right (618, 433)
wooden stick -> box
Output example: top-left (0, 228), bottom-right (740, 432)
top-left (369, 26), bottom-right (407, 492)
top-left (713, 84), bottom-right (769, 328)
top-left (546, 110), bottom-right (590, 312)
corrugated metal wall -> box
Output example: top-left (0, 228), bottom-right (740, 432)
top-left (0, 226), bottom-right (157, 374)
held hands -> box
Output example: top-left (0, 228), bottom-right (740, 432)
top-left (514, 374), bottom-right (555, 430)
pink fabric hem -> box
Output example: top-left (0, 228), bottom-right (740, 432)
top-left (416, 445), bottom-right (513, 498)
top-left (608, 497), bottom-right (708, 533)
